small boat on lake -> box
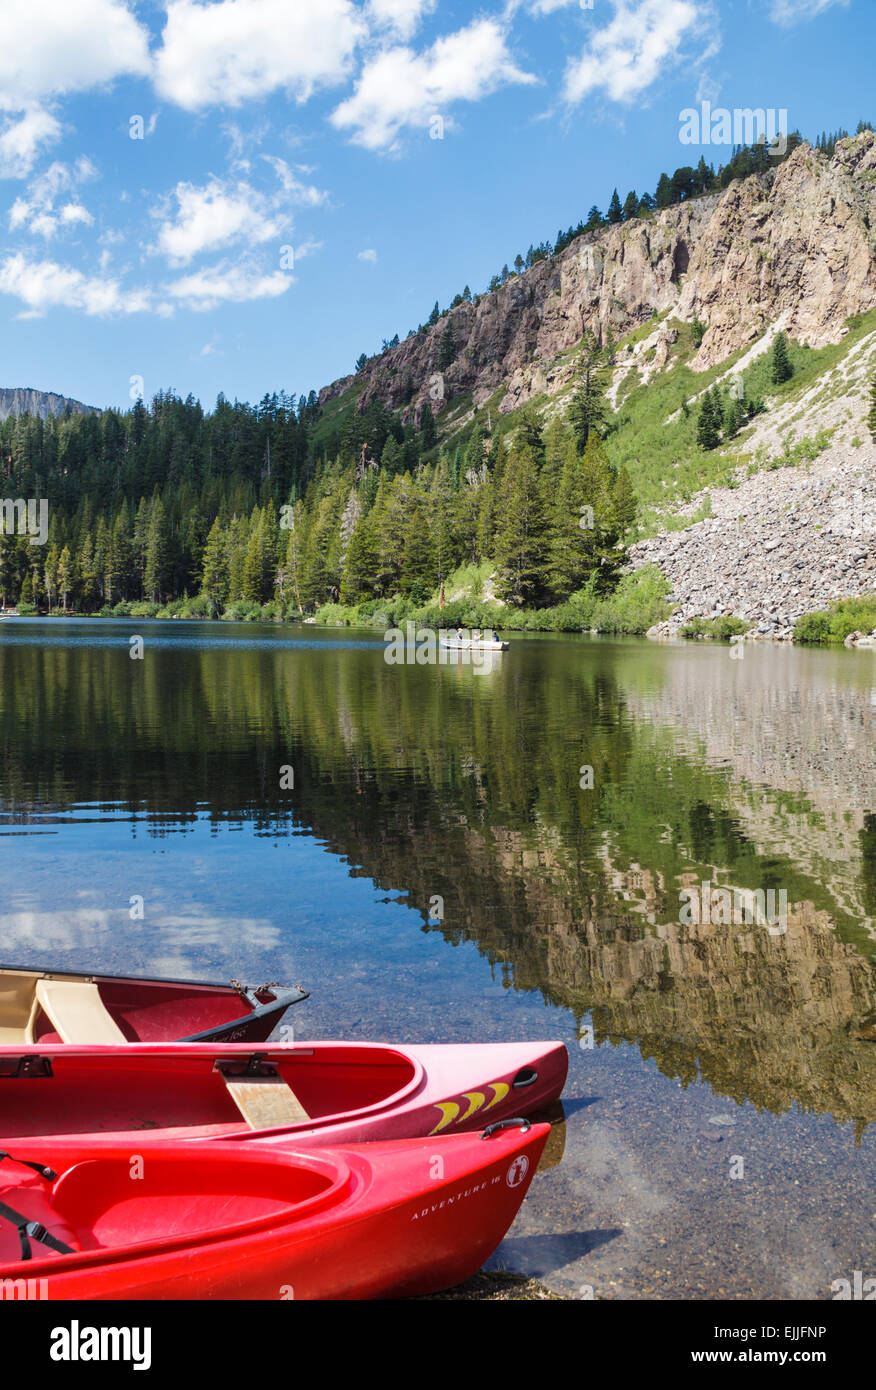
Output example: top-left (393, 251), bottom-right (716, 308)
top-left (440, 635), bottom-right (509, 651)
top-left (0, 965), bottom-right (307, 1047)
top-left (0, 1039), bottom-right (568, 1147)
top-left (0, 1119), bottom-right (549, 1299)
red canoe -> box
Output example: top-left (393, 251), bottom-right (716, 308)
top-left (0, 1039), bottom-right (568, 1147)
top-left (0, 964), bottom-right (307, 1045)
top-left (0, 1120), bottom-right (549, 1299)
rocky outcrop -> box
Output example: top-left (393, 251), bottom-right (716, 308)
top-left (0, 388), bottom-right (95, 422)
top-left (321, 132), bottom-right (876, 424)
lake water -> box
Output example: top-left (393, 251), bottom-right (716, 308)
top-left (2, 617), bottom-right (875, 1299)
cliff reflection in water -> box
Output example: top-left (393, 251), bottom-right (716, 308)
top-left (2, 624), bottom-right (876, 1127)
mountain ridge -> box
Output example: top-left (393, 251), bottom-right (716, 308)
top-left (320, 132), bottom-right (876, 430)
top-left (0, 387), bottom-right (96, 423)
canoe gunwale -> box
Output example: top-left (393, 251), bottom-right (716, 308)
top-left (177, 987), bottom-right (309, 1043)
top-left (0, 962), bottom-right (308, 999)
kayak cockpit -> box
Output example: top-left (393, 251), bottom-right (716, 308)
top-left (0, 1148), bottom-right (349, 1267)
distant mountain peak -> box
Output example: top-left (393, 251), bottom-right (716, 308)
top-left (0, 387), bottom-right (96, 422)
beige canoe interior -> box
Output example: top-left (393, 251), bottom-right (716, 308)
top-left (0, 970), bottom-right (125, 1045)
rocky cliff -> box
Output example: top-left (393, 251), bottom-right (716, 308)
top-left (0, 387), bottom-right (95, 422)
top-left (321, 132), bottom-right (876, 424)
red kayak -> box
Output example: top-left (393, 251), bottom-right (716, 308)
top-left (0, 964), bottom-right (307, 1045)
top-left (0, 1039), bottom-right (567, 1147)
top-left (0, 1119), bottom-right (549, 1299)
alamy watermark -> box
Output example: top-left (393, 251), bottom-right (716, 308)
top-left (679, 104), bottom-right (789, 157)
top-left (0, 498), bottom-right (49, 546)
top-left (679, 880), bottom-right (788, 935)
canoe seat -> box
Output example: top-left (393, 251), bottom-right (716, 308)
top-left (0, 975), bottom-right (40, 1044)
top-left (34, 979), bottom-right (125, 1045)
top-left (223, 1075), bottom-right (311, 1130)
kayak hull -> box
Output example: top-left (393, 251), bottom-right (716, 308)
top-left (0, 1040), bottom-right (568, 1148)
top-left (0, 1123), bottom-right (550, 1300)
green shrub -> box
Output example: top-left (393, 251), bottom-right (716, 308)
top-left (311, 565), bottom-right (670, 635)
top-left (681, 615), bottom-right (750, 641)
top-left (792, 611), bottom-right (834, 644)
top-left (794, 595), bottom-right (876, 644)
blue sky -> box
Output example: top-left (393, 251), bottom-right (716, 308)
top-left (0, 0), bottom-right (872, 412)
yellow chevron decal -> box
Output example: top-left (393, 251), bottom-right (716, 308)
top-left (429, 1101), bottom-right (461, 1135)
top-left (459, 1091), bottom-right (486, 1122)
top-left (482, 1081), bottom-right (510, 1112)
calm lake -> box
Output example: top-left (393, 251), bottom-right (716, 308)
top-left (2, 617), bottom-right (875, 1298)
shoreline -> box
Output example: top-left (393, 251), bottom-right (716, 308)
top-left (6, 604), bottom-right (876, 648)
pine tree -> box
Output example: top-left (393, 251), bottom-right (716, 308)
top-left (567, 336), bottom-right (609, 452)
top-left (0, 531), bottom-right (15, 609)
top-left (724, 395), bottom-right (742, 439)
top-left (494, 438), bottom-right (548, 605)
top-left (144, 495), bottom-right (170, 603)
top-left (400, 483), bottom-right (432, 600)
top-left (44, 544), bottom-right (59, 611)
top-left (420, 403), bottom-right (437, 450)
top-left (201, 517), bottom-right (229, 614)
top-left (612, 466), bottom-right (638, 536)
top-left (771, 331), bottom-right (793, 384)
top-left (111, 506), bottom-right (133, 604)
top-left (438, 322), bottom-right (456, 371)
top-left (607, 189), bottom-right (623, 224)
top-left (622, 190), bottom-right (638, 221)
top-left (78, 533), bottom-right (98, 612)
top-left (282, 502), bottom-right (307, 613)
top-left (340, 505), bottom-right (379, 603)
top-left (655, 173), bottom-right (672, 209)
top-left (696, 392), bottom-right (720, 450)
top-left (57, 545), bottom-right (73, 613)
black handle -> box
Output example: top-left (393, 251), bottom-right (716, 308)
top-left (482, 1117), bottom-right (531, 1139)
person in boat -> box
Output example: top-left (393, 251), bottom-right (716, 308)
top-left (472, 629), bottom-right (480, 644)
top-left (492, 630), bottom-right (501, 643)
top-left (456, 625), bottom-right (464, 642)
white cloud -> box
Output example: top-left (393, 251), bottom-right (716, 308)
top-left (0, 0), bottom-right (150, 177)
top-left (260, 155), bottom-right (328, 206)
top-left (367, 0), bottom-right (437, 39)
top-left (331, 18), bottom-right (537, 151)
top-left (524, 0), bottom-right (580, 13)
top-left (563, 0), bottom-right (703, 105)
top-left (293, 238), bottom-right (324, 260)
top-left (8, 158), bottom-right (97, 237)
top-left (0, 252), bottom-right (151, 317)
top-left (154, 0), bottom-right (366, 110)
top-left (769, 0), bottom-right (848, 22)
top-left (0, 0), bottom-right (149, 106)
top-left (166, 261), bottom-right (293, 311)
top-left (0, 109), bottom-right (63, 179)
top-left (358, 248), bottom-right (378, 262)
top-left (60, 203), bottom-right (93, 227)
top-left (153, 178), bottom-right (289, 265)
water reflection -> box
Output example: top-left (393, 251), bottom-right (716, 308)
top-left (1, 621), bottom-right (875, 1131)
